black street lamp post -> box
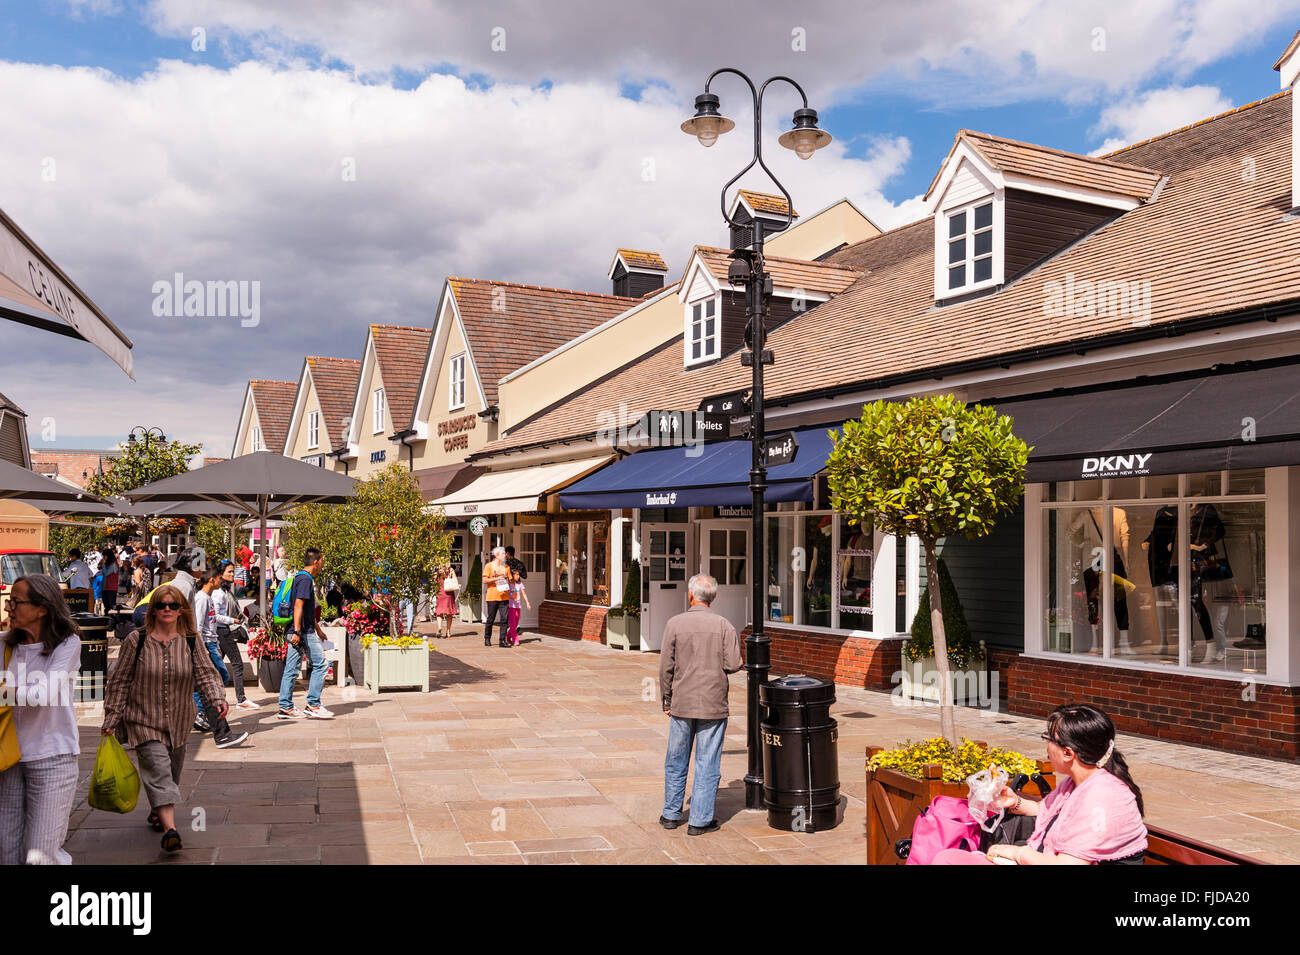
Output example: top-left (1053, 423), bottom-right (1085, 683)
top-left (682, 70), bottom-right (830, 810)
top-left (127, 426), bottom-right (166, 543)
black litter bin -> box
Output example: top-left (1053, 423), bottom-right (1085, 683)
top-left (760, 674), bottom-right (842, 832)
top-left (71, 613), bottom-right (110, 703)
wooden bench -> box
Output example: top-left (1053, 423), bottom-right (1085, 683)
top-left (1144, 826), bottom-right (1264, 865)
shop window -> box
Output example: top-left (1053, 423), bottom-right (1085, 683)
top-left (1107, 476), bottom-right (1140, 500)
top-left (836, 515), bottom-right (873, 628)
top-left (765, 513), bottom-right (832, 627)
top-left (592, 521), bottom-right (609, 600)
top-left (1228, 469), bottom-right (1265, 495)
top-left (553, 521), bottom-right (601, 596)
top-left (1042, 487), bottom-right (1266, 675)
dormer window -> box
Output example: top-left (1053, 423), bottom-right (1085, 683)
top-left (251, 426), bottom-right (263, 452)
top-left (685, 295), bottom-right (720, 365)
top-left (449, 354), bottom-right (466, 410)
top-left (947, 201), bottom-right (993, 291)
top-left (372, 388), bottom-right (386, 433)
top-left (307, 411), bottom-right (319, 449)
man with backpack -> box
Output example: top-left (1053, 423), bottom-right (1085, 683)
top-left (276, 548), bottom-right (333, 720)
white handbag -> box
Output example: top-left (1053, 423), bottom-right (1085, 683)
top-left (443, 571), bottom-right (460, 593)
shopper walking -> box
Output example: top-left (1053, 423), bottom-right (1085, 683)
top-left (482, 547), bottom-right (512, 648)
top-left (277, 548), bottom-right (333, 720)
top-left (0, 576), bottom-right (82, 864)
top-left (214, 563), bottom-right (257, 710)
top-left (189, 570), bottom-right (252, 746)
top-left (101, 585), bottom-right (229, 853)
top-left (434, 564), bottom-right (458, 638)
top-left (658, 574), bottom-right (743, 836)
top-left (99, 547), bottom-right (120, 612)
top-left (507, 573), bottom-right (530, 646)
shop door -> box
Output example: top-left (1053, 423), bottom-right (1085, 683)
top-left (643, 523), bottom-right (691, 651)
top-left (700, 521), bottom-right (751, 634)
top-left (511, 525), bottom-right (546, 630)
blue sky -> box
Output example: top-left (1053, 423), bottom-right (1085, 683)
top-left (1, 1), bottom-right (1298, 455)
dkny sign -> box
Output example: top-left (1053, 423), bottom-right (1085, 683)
top-left (1081, 452), bottom-right (1152, 478)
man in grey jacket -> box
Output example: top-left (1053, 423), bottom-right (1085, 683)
top-left (658, 574), bottom-right (743, 835)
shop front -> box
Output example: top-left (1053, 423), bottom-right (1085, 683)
top-left (995, 360), bottom-right (1300, 758)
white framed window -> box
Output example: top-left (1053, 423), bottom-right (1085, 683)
top-left (684, 295), bottom-right (720, 365)
top-left (307, 411), bottom-right (319, 449)
top-left (449, 353), bottom-right (466, 410)
top-left (251, 426), bottom-right (262, 452)
top-left (372, 388), bottom-right (385, 434)
top-left (946, 199), bottom-right (994, 292)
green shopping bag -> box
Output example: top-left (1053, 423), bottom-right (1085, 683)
top-left (87, 734), bottom-right (140, 813)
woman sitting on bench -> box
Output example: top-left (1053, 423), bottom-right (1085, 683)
top-left (935, 703), bottom-right (1147, 865)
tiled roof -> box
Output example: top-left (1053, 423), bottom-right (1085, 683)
top-left (486, 92), bottom-right (1300, 454)
top-left (693, 246), bottom-right (860, 294)
top-left (927, 130), bottom-right (1164, 201)
top-left (248, 380), bottom-right (296, 453)
top-left (0, 391), bottom-right (24, 414)
top-left (1274, 29), bottom-right (1300, 70)
top-left (370, 325), bottom-right (432, 433)
top-left (305, 356), bottom-right (361, 447)
top-left (738, 190), bottom-right (797, 217)
top-left (616, 249), bottom-right (668, 271)
top-left (448, 279), bottom-right (640, 406)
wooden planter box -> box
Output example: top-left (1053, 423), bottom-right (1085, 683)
top-left (865, 743), bottom-right (1054, 866)
top-left (364, 642), bottom-right (431, 693)
top-left (458, 598), bottom-right (482, 623)
top-left (605, 614), bottom-right (640, 650)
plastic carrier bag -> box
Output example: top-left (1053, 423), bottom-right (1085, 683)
top-left (965, 763), bottom-right (1009, 832)
top-left (87, 734), bottom-right (140, 814)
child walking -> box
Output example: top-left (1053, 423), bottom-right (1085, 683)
top-left (507, 574), bottom-right (530, 646)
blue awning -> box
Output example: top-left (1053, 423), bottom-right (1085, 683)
top-left (559, 426), bottom-right (838, 509)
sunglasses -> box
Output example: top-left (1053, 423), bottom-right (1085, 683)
top-left (1041, 732), bottom-right (1069, 748)
top-left (153, 601), bottom-right (183, 611)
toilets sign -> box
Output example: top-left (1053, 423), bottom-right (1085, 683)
top-left (1081, 452), bottom-right (1153, 478)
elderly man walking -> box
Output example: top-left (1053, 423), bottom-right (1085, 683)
top-left (658, 574), bottom-right (743, 835)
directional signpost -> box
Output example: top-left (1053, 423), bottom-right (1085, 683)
top-left (763, 431), bottom-right (798, 467)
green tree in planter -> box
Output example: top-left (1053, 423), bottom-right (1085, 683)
top-left (907, 557), bottom-right (980, 668)
top-left (622, 558), bottom-right (641, 617)
top-left (826, 394), bottom-right (1027, 747)
top-left (461, 553), bottom-right (483, 604)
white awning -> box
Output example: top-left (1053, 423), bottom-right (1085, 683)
top-left (428, 455), bottom-right (613, 517)
top-left (0, 207), bottom-right (134, 377)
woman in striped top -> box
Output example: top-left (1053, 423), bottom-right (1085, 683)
top-left (101, 585), bottom-right (226, 853)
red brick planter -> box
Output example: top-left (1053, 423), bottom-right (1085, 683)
top-left (538, 600), bottom-right (609, 643)
top-left (742, 625), bottom-right (904, 693)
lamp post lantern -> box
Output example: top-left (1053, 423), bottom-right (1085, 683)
top-left (682, 69), bottom-right (830, 811)
top-left (126, 426), bottom-right (167, 544)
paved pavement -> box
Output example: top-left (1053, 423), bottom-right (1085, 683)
top-left (64, 622), bottom-right (1300, 864)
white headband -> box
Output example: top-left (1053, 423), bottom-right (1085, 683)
top-left (1098, 739), bottom-right (1115, 766)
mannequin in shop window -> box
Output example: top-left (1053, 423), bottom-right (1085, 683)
top-left (838, 520), bottom-right (872, 614)
top-left (1189, 502), bottom-right (1231, 664)
top-left (1070, 506), bottom-right (1134, 654)
top-left (804, 516), bottom-right (832, 622)
top-left (1141, 505), bottom-right (1178, 655)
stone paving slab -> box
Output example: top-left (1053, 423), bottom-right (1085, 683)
top-left (62, 621), bottom-right (1300, 864)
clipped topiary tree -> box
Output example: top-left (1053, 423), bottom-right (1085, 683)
top-left (622, 558), bottom-right (641, 617)
top-left (462, 553), bottom-right (483, 604)
top-left (906, 557), bottom-right (980, 668)
top-left (827, 394), bottom-right (1028, 747)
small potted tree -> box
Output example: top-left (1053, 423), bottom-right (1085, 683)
top-left (606, 558), bottom-right (641, 650)
top-left (459, 553), bottom-right (483, 623)
top-left (902, 558), bottom-right (985, 704)
top-left (248, 620), bottom-right (288, 693)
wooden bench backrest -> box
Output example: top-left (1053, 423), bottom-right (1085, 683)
top-left (1144, 825), bottom-right (1264, 866)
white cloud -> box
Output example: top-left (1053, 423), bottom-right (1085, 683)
top-left (1088, 84), bottom-right (1234, 154)
top-left (0, 59), bottom-right (914, 454)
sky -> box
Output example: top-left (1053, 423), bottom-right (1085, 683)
top-left (2, 0), bottom-right (1299, 458)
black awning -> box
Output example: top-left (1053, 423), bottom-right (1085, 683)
top-left (991, 361), bottom-right (1300, 482)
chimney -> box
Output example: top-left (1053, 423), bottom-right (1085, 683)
top-left (1275, 30), bottom-right (1300, 211)
top-left (728, 190), bottom-right (798, 250)
top-left (608, 249), bottom-right (668, 297)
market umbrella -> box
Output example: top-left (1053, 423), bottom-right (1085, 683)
top-left (0, 459), bottom-right (118, 505)
top-left (122, 452), bottom-right (355, 621)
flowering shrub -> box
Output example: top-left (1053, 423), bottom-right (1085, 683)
top-left (868, 737), bottom-right (1039, 783)
top-left (247, 626), bottom-right (287, 661)
top-left (345, 600), bottom-right (402, 638)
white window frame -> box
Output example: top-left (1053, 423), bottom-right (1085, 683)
top-left (307, 410), bottom-right (319, 449)
top-left (449, 354), bottom-right (466, 411)
top-left (372, 388), bottom-right (385, 434)
top-left (934, 194), bottom-right (1004, 300)
top-left (251, 426), bottom-right (262, 452)
top-left (684, 294), bottom-right (720, 367)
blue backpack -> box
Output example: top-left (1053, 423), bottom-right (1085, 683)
top-left (272, 571), bottom-right (312, 625)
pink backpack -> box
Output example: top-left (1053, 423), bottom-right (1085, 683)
top-left (905, 796), bottom-right (981, 865)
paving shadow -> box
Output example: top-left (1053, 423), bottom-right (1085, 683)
top-left (426, 648), bottom-right (501, 692)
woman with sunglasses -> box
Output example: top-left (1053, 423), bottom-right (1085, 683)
top-left (934, 703), bottom-right (1147, 865)
top-left (101, 585), bottom-right (227, 853)
top-left (0, 575), bottom-right (82, 864)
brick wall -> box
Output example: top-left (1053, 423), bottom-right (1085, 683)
top-left (989, 647), bottom-right (1300, 760)
top-left (539, 600), bottom-right (608, 643)
top-left (742, 625), bottom-right (905, 693)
